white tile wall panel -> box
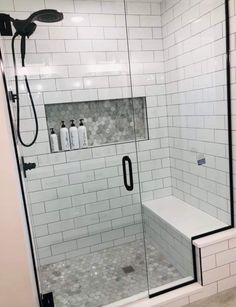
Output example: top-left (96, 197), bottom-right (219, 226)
top-left (69, 171), bottom-right (94, 184)
top-left (126, 2), bottom-right (151, 15)
top-left (203, 264), bottom-right (230, 285)
top-left (101, 228), bottom-right (124, 242)
top-left (48, 219), bottom-right (74, 234)
top-left (52, 240), bottom-right (77, 255)
top-left (45, 0), bottom-right (75, 12)
top-left (0, 0), bottom-right (14, 10)
top-left (54, 161), bottom-right (81, 175)
top-left (35, 226), bottom-right (49, 238)
top-left (37, 233), bottom-right (63, 248)
top-left (33, 211), bottom-right (60, 226)
top-left (45, 197), bottom-right (72, 212)
top-left (31, 203), bottom-right (45, 215)
top-left (38, 247), bottom-right (51, 259)
top-left (88, 221), bottom-right (112, 235)
top-left (30, 189), bottom-right (57, 204)
top-left (36, 40), bottom-right (65, 53)
top-left (72, 192), bottom-right (97, 206)
top-left (43, 91), bottom-right (72, 104)
top-left (42, 175), bottom-right (69, 189)
top-left (75, 213), bottom-right (100, 227)
top-left (86, 200), bottom-right (110, 214)
top-left (63, 227), bottom-right (88, 241)
top-left (14, 0), bottom-right (45, 11)
top-left (60, 206), bottom-right (85, 220)
top-left (161, 0), bottom-right (230, 224)
top-left (76, 234), bottom-right (101, 248)
top-left (57, 183), bottom-right (83, 198)
top-left (65, 40), bottom-right (93, 52)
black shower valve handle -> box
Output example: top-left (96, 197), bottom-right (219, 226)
top-left (21, 157), bottom-right (36, 178)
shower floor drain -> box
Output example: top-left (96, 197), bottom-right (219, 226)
top-left (122, 266), bottom-right (135, 274)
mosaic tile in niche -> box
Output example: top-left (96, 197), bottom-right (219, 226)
top-left (45, 97), bottom-right (148, 149)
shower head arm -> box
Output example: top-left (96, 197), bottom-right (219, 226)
top-left (13, 19), bottom-right (37, 37)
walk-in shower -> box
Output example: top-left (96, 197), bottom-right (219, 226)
top-left (0, 0), bottom-right (233, 306)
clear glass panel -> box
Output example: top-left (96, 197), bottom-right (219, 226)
top-left (0, 1), bottom-right (150, 306)
top-left (127, 0), bottom-right (231, 295)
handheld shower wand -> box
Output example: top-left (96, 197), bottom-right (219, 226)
top-left (1, 10), bottom-right (63, 147)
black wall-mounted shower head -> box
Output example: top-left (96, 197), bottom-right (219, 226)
top-left (13, 9), bottom-right (64, 37)
top-left (28, 9), bottom-right (64, 23)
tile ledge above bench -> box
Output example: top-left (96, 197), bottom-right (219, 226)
top-left (193, 228), bottom-right (236, 248)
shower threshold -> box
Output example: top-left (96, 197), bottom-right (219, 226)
top-left (104, 276), bottom-right (193, 307)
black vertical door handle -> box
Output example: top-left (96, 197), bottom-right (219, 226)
top-left (122, 156), bottom-right (134, 191)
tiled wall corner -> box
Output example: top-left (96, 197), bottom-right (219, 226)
top-left (161, 0), bottom-right (231, 224)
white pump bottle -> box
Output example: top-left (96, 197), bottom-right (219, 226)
top-left (69, 120), bottom-right (80, 150)
top-left (60, 121), bottom-right (70, 151)
top-left (78, 119), bottom-right (88, 148)
top-left (50, 128), bottom-right (59, 152)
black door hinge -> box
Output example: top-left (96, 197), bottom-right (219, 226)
top-left (41, 292), bottom-right (54, 307)
top-left (8, 90), bottom-right (18, 103)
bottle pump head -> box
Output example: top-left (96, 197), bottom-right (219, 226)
top-left (61, 121), bottom-right (66, 128)
top-left (70, 120), bottom-right (75, 127)
top-left (79, 119), bottom-right (84, 126)
top-left (50, 128), bottom-right (55, 134)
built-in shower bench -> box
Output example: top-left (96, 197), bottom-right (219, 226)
top-left (143, 196), bottom-right (227, 277)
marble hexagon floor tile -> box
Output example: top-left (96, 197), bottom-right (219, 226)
top-left (40, 240), bottom-right (183, 307)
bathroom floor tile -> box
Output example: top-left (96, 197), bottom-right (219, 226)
top-left (40, 239), bottom-right (182, 307)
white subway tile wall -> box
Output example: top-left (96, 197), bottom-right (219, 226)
top-left (161, 0), bottom-right (231, 224)
top-left (1, 0), bottom-right (171, 265)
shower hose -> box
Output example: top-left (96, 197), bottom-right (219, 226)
top-left (11, 32), bottom-right (38, 147)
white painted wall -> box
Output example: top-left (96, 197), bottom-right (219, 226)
top-left (0, 49), bottom-right (39, 306)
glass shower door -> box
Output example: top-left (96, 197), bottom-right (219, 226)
top-left (0, 0), bottom-right (149, 306)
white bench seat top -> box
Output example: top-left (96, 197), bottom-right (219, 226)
top-left (143, 196), bottom-right (227, 239)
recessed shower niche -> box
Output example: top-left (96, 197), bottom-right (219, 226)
top-left (45, 97), bottom-right (148, 150)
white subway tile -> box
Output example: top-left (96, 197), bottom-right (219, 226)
top-left (126, 2), bottom-right (151, 15)
top-left (37, 233), bottom-right (63, 248)
top-left (36, 40), bottom-right (65, 53)
top-left (30, 189), bottom-right (57, 204)
top-left (102, 229), bottom-right (124, 242)
top-left (45, 197), bottom-right (72, 212)
top-left (45, 0), bottom-right (74, 12)
top-left (48, 219), bottom-right (74, 234)
top-left (65, 40), bottom-right (92, 52)
top-left (33, 211), bottom-right (60, 226)
top-left (52, 240), bottom-right (77, 255)
top-left (49, 27), bottom-right (77, 39)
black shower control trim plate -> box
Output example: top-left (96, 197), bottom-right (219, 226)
top-left (0, 14), bottom-right (13, 36)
